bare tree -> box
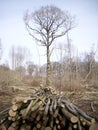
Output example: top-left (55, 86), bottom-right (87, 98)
top-left (83, 44), bottom-right (98, 82)
top-left (24, 5), bottom-right (75, 86)
top-left (0, 39), bottom-right (2, 63)
top-left (26, 61), bottom-right (35, 76)
top-left (79, 44), bottom-right (98, 88)
top-left (10, 46), bottom-right (26, 70)
top-left (10, 46), bottom-right (15, 70)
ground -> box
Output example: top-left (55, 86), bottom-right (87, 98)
top-left (67, 86), bottom-right (98, 120)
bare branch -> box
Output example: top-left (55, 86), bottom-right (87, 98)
top-left (25, 23), bottom-right (46, 46)
top-left (24, 6), bottom-right (75, 47)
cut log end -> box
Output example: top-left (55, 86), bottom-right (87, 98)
top-left (89, 123), bottom-right (98, 130)
top-left (71, 116), bottom-right (78, 123)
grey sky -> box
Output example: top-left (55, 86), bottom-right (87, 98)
top-left (0, 0), bottom-right (98, 65)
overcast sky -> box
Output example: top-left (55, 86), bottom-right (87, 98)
top-left (0, 0), bottom-right (98, 65)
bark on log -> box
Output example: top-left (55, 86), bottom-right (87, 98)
top-left (61, 108), bottom-right (78, 123)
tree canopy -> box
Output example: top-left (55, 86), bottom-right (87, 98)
top-left (24, 5), bottom-right (75, 86)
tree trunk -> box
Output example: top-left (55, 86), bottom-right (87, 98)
top-left (46, 46), bottom-right (51, 86)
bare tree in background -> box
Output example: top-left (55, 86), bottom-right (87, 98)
top-left (10, 46), bottom-right (15, 70)
top-left (83, 45), bottom-right (98, 84)
top-left (26, 61), bottom-right (35, 76)
top-left (10, 46), bottom-right (26, 70)
top-left (0, 39), bottom-right (2, 62)
top-left (24, 5), bottom-right (75, 86)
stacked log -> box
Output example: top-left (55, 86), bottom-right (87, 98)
top-left (0, 87), bottom-right (98, 130)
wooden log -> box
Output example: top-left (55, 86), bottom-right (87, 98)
top-left (0, 116), bottom-right (8, 125)
top-left (10, 121), bottom-right (19, 128)
top-left (77, 120), bottom-right (82, 130)
top-left (45, 127), bottom-right (52, 130)
top-left (8, 117), bottom-right (12, 121)
top-left (31, 101), bottom-right (42, 111)
top-left (23, 97), bottom-right (36, 103)
top-left (32, 127), bottom-right (37, 130)
top-left (44, 98), bottom-right (50, 115)
top-left (11, 105), bottom-right (18, 111)
top-left (36, 123), bottom-right (41, 129)
top-left (23, 97), bottom-right (40, 118)
top-left (38, 107), bottom-right (45, 114)
top-left (53, 125), bottom-right (56, 130)
top-left (40, 126), bottom-right (45, 130)
top-left (57, 96), bottom-right (62, 106)
top-left (0, 125), bottom-right (7, 130)
top-left (8, 109), bottom-right (17, 117)
top-left (73, 124), bottom-right (78, 129)
top-left (10, 117), bottom-right (15, 122)
top-left (13, 114), bottom-right (21, 122)
top-left (8, 127), bottom-right (14, 130)
top-left (57, 124), bottom-right (61, 129)
top-left (20, 124), bottom-right (31, 130)
top-left (55, 118), bottom-right (59, 124)
top-left (50, 116), bottom-right (53, 128)
top-left (73, 104), bottom-right (94, 122)
top-left (68, 125), bottom-right (73, 130)
top-left (30, 111), bottom-right (37, 119)
top-left (31, 90), bottom-right (43, 97)
top-left (53, 99), bottom-right (57, 110)
top-left (0, 120), bottom-right (12, 130)
top-left (63, 101), bottom-right (78, 116)
top-left (53, 108), bottom-right (59, 118)
top-left (80, 116), bottom-right (92, 127)
top-left (20, 108), bottom-right (26, 116)
top-left (38, 106), bottom-right (45, 111)
top-left (31, 96), bottom-right (45, 112)
top-left (60, 116), bottom-right (66, 127)
top-left (8, 126), bottom-right (18, 130)
top-left (61, 108), bottom-right (78, 123)
top-left (60, 102), bottom-right (65, 108)
top-left (23, 100), bottom-right (34, 118)
top-left (36, 114), bottom-right (41, 121)
top-left (49, 100), bottom-right (54, 115)
top-left (11, 103), bottom-right (22, 111)
top-left (43, 116), bottom-right (49, 126)
top-left (25, 125), bottom-right (31, 130)
top-left (11, 96), bottom-right (29, 104)
top-left (58, 113), bottom-right (63, 121)
top-left (89, 123), bottom-right (98, 130)
top-left (20, 125), bottom-right (26, 130)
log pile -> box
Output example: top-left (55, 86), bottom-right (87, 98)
top-left (0, 87), bottom-right (98, 130)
